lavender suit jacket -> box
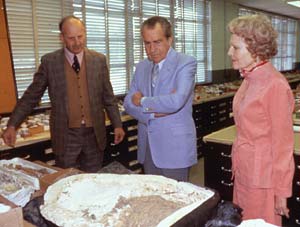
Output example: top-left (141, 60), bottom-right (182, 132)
top-left (124, 48), bottom-right (197, 168)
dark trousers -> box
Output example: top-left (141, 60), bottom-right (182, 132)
top-left (56, 125), bottom-right (103, 173)
top-left (143, 137), bottom-right (189, 182)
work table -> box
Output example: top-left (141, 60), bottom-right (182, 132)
top-left (203, 125), bottom-right (300, 227)
top-left (203, 125), bottom-right (300, 154)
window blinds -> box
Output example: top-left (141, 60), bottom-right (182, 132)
top-left (5, 0), bottom-right (211, 104)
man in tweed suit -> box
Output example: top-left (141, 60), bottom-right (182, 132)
top-left (2, 16), bottom-right (125, 172)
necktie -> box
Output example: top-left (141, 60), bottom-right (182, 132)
top-left (151, 63), bottom-right (159, 91)
top-left (72, 55), bottom-right (80, 74)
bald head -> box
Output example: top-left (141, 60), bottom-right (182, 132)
top-left (59, 16), bottom-right (86, 54)
top-left (59, 16), bottom-right (85, 33)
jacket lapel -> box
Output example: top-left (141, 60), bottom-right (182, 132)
top-left (54, 49), bottom-right (69, 116)
top-left (85, 48), bottom-right (93, 86)
top-left (154, 48), bottom-right (177, 94)
top-left (146, 61), bottom-right (153, 96)
top-left (84, 49), bottom-right (95, 104)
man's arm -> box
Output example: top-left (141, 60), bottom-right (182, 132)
top-left (2, 57), bottom-right (49, 147)
top-left (2, 126), bottom-right (17, 147)
top-left (137, 57), bottom-right (196, 114)
top-left (124, 71), bottom-right (151, 124)
top-left (99, 57), bottom-right (125, 143)
top-left (101, 58), bottom-right (123, 129)
top-left (7, 56), bottom-right (49, 129)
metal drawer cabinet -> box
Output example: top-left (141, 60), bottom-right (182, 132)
top-left (289, 154), bottom-right (300, 225)
top-left (204, 142), bottom-right (233, 201)
top-left (284, 153), bottom-right (300, 226)
top-left (288, 196), bottom-right (300, 226)
top-left (193, 103), bottom-right (208, 136)
top-left (119, 119), bottom-right (143, 172)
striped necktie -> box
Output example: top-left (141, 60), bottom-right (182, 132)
top-left (151, 63), bottom-right (159, 89)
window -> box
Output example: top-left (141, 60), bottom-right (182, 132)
top-left (5, 0), bottom-right (74, 103)
top-left (239, 8), bottom-right (297, 71)
top-left (5, 0), bottom-right (211, 104)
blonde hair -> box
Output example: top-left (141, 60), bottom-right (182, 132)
top-left (228, 14), bottom-right (278, 61)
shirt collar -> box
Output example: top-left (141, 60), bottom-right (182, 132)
top-left (239, 60), bottom-right (269, 79)
top-left (64, 47), bottom-right (84, 66)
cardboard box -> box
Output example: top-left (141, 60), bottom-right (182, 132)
top-left (40, 168), bottom-right (83, 190)
top-left (32, 160), bottom-right (61, 192)
top-left (23, 220), bottom-right (36, 227)
top-left (33, 160), bottom-right (61, 171)
top-left (0, 195), bottom-right (24, 227)
top-left (28, 125), bottom-right (44, 135)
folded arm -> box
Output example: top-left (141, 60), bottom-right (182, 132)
top-left (140, 58), bottom-right (196, 114)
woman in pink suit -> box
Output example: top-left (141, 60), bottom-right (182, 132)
top-left (227, 14), bottom-right (295, 226)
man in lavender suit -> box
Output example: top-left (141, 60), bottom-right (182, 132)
top-left (124, 16), bottom-right (197, 181)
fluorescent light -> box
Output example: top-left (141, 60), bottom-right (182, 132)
top-left (287, 1), bottom-right (300, 7)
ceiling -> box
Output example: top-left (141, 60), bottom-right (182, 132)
top-left (228, 0), bottom-right (300, 19)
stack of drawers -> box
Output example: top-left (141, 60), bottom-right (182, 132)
top-left (284, 153), bottom-right (300, 226)
top-left (203, 142), bottom-right (233, 201)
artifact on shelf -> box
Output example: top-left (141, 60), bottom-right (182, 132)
top-left (0, 158), bottom-right (57, 206)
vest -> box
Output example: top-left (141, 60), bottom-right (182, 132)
top-left (65, 57), bottom-right (92, 128)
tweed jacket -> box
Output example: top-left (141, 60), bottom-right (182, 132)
top-left (8, 48), bottom-right (122, 156)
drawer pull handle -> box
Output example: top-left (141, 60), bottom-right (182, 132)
top-left (296, 219), bottom-right (300, 225)
top-left (129, 160), bottom-right (139, 166)
top-left (219, 117), bottom-right (226, 122)
top-left (111, 152), bottom-right (120, 157)
top-left (221, 152), bottom-right (231, 158)
top-left (133, 168), bottom-right (143, 174)
top-left (129, 145), bottom-right (138, 152)
top-left (221, 180), bottom-right (233, 187)
top-left (23, 154), bottom-right (31, 159)
top-left (221, 166), bottom-right (232, 172)
top-left (296, 197), bottom-right (300, 202)
top-left (127, 126), bottom-right (138, 131)
top-left (128, 136), bottom-right (138, 142)
top-left (45, 148), bottom-right (53, 154)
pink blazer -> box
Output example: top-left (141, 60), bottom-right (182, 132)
top-left (232, 62), bottom-right (295, 198)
